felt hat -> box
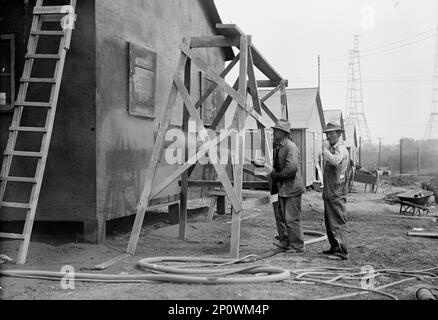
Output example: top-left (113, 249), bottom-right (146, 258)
top-left (272, 119), bottom-right (291, 135)
top-left (324, 122), bottom-right (344, 133)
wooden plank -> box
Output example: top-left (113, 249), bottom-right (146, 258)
top-left (0, 176), bottom-right (37, 183)
top-left (149, 125), bottom-right (233, 200)
top-left (257, 80), bottom-right (288, 88)
top-left (195, 53), bottom-right (240, 111)
top-left (14, 101), bottom-right (52, 108)
top-left (210, 78), bottom-right (239, 130)
top-left (210, 189), bottom-right (270, 198)
top-left (0, 233), bottom-right (25, 240)
top-left (0, 202), bottom-right (31, 209)
top-left (187, 180), bottom-right (270, 189)
top-left (92, 253), bottom-right (131, 271)
top-left (4, 151), bottom-right (43, 158)
top-left (173, 75), bottom-right (242, 213)
top-left (280, 82), bottom-right (289, 120)
top-left (191, 36), bottom-right (240, 48)
top-left (179, 58), bottom-right (191, 241)
top-left (179, 44), bottom-right (268, 129)
top-left (9, 126), bottom-right (48, 133)
top-left (20, 78), bottom-right (56, 83)
top-left (260, 83), bottom-right (282, 103)
top-left (33, 6), bottom-right (72, 15)
top-left (31, 30), bottom-right (64, 36)
top-left (126, 53), bottom-right (188, 255)
top-left (261, 101), bottom-right (278, 124)
top-left (206, 196), bottom-right (217, 222)
top-left (247, 48), bottom-right (266, 156)
top-left (25, 54), bottom-right (61, 59)
top-left (230, 35), bottom-right (249, 259)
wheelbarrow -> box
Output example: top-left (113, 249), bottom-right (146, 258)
top-left (397, 190), bottom-right (434, 216)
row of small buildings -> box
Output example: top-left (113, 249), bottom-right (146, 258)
top-left (0, 0), bottom-right (358, 243)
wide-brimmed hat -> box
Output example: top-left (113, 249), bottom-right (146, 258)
top-left (324, 122), bottom-right (344, 133)
top-left (272, 119), bottom-right (291, 135)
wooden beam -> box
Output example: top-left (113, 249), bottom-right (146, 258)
top-left (179, 44), bottom-right (268, 129)
top-left (280, 82), bottom-right (289, 120)
top-left (126, 53), bottom-right (187, 255)
top-left (247, 48), bottom-right (266, 153)
top-left (251, 46), bottom-right (283, 82)
top-left (210, 78), bottom-right (239, 130)
top-left (216, 24), bottom-right (284, 82)
top-left (260, 83), bottom-right (282, 103)
top-left (230, 35), bottom-right (249, 259)
top-left (174, 75), bottom-right (243, 213)
top-left (186, 180), bottom-right (270, 189)
top-left (179, 58), bottom-right (191, 241)
top-left (149, 125), bottom-right (234, 200)
top-left (257, 80), bottom-right (288, 88)
top-left (190, 36), bottom-right (240, 48)
top-left (195, 53), bottom-right (240, 111)
top-left (261, 101), bottom-right (278, 124)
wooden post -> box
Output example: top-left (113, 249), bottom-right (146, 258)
top-left (230, 35), bottom-right (249, 258)
top-left (378, 138), bottom-right (382, 168)
top-left (179, 58), bottom-right (191, 240)
top-left (400, 138), bottom-right (403, 175)
top-left (417, 143), bottom-right (420, 177)
top-left (359, 137), bottom-right (362, 165)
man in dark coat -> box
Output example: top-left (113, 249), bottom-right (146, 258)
top-left (270, 119), bottom-right (306, 252)
top-left (322, 122), bottom-right (350, 260)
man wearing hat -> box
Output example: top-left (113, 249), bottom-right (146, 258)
top-left (322, 122), bottom-right (350, 260)
top-left (270, 119), bottom-right (306, 252)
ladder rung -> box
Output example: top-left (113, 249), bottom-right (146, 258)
top-left (15, 101), bottom-right (52, 108)
top-left (0, 176), bottom-right (37, 183)
top-left (31, 30), bottom-right (65, 36)
top-left (9, 126), bottom-right (48, 133)
top-left (33, 6), bottom-right (72, 15)
top-left (21, 78), bottom-right (57, 83)
top-left (3, 151), bottom-right (43, 158)
top-left (25, 54), bottom-right (61, 59)
top-left (0, 233), bottom-right (25, 240)
top-left (0, 202), bottom-right (31, 209)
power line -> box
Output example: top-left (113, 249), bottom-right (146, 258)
top-left (321, 28), bottom-right (438, 61)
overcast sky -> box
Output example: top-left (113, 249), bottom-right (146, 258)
top-left (215, 0), bottom-right (438, 145)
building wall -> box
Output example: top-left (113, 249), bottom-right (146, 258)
top-left (95, 0), bottom-right (226, 222)
top-left (0, 0), bottom-right (96, 222)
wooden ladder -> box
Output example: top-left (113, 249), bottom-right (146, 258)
top-left (0, 0), bottom-right (76, 264)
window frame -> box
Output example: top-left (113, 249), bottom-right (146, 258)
top-left (0, 34), bottom-right (15, 113)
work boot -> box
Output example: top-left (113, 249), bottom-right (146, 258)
top-left (322, 248), bottom-right (336, 255)
top-left (333, 251), bottom-right (348, 260)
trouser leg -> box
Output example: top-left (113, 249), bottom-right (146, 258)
top-left (324, 198), bottom-right (348, 254)
top-left (274, 198), bottom-right (288, 243)
top-left (284, 196), bottom-right (305, 251)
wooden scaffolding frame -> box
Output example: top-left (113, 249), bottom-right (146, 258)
top-left (126, 24), bottom-right (289, 258)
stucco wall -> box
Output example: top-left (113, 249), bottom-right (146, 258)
top-left (95, 0), bottom-right (226, 221)
top-left (0, 0), bottom-right (96, 222)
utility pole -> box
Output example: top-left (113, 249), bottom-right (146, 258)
top-left (417, 143), bottom-right (421, 176)
top-left (378, 138), bottom-right (382, 168)
top-left (318, 54), bottom-right (321, 90)
top-left (400, 138), bottom-right (403, 175)
top-left (359, 137), bottom-right (362, 165)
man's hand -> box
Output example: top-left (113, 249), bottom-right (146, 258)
top-left (322, 141), bottom-right (330, 152)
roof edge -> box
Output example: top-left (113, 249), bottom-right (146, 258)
top-left (198, 0), bottom-right (235, 61)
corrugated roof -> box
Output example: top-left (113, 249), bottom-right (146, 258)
top-left (259, 88), bottom-right (324, 129)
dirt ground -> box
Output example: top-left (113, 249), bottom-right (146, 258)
top-left (1, 177), bottom-right (438, 300)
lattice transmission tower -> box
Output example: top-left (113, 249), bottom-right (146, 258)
top-left (424, 28), bottom-right (438, 140)
top-left (345, 35), bottom-right (373, 146)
